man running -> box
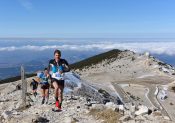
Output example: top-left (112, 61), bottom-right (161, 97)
top-left (48, 50), bottom-right (70, 110)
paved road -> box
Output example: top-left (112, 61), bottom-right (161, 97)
top-left (111, 83), bottom-right (131, 104)
top-left (83, 79), bottom-right (171, 120)
top-left (146, 85), bottom-right (170, 119)
top-left (111, 81), bottom-right (170, 119)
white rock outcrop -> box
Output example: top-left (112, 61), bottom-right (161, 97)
top-left (135, 105), bottom-right (149, 116)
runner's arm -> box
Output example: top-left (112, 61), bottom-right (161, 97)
top-left (48, 60), bottom-right (52, 72)
top-left (63, 59), bottom-right (70, 72)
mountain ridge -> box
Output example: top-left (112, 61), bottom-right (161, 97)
top-left (0, 49), bottom-right (174, 84)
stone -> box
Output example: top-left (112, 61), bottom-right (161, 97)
top-left (135, 115), bottom-right (146, 120)
top-left (12, 111), bottom-right (19, 115)
top-left (63, 117), bottom-right (72, 123)
top-left (85, 103), bottom-right (92, 107)
top-left (119, 115), bottom-right (131, 122)
top-left (15, 99), bottom-right (23, 109)
top-left (119, 104), bottom-right (124, 111)
top-left (105, 102), bottom-right (118, 111)
top-left (91, 104), bottom-right (105, 110)
top-left (70, 96), bottom-right (79, 100)
top-left (16, 84), bottom-right (21, 90)
top-left (34, 116), bottom-right (49, 122)
top-left (163, 116), bottom-right (170, 120)
top-left (1, 111), bottom-right (12, 120)
top-left (124, 103), bottom-right (131, 110)
top-left (86, 98), bottom-right (91, 103)
top-left (135, 105), bottom-right (148, 116)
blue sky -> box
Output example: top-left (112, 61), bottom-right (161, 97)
top-left (0, 0), bottom-right (175, 38)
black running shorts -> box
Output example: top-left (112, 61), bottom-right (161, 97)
top-left (41, 83), bottom-right (49, 89)
top-left (51, 78), bottom-right (65, 87)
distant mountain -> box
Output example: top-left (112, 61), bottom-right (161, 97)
top-left (0, 49), bottom-right (103, 80)
top-left (1, 49), bottom-right (174, 84)
top-left (0, 60), bottom-right (45, 80)
top-left (0, 49), bottom-right (121, 82)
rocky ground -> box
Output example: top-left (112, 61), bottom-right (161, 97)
top-left (75, 50), bottom-right (175, 122)
top-left (0, 77), bottom-right (174, 123)
top-left (0, 78), bottom-right (100, 123)
top-left (1, 50), bottom-right (175, 123)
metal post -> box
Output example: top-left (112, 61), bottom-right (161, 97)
top-left (21, 65), bottom-right (27, 107)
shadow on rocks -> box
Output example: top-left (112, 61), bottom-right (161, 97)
top-left (33, 117), bottom-right (49, 123)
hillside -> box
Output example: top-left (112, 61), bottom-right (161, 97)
top-left (70, 49), bottom-right (123, 70)
top-left (0, 49), bottom-right (125, 84)
top-left (74, 49), bottom-right (175, 122)
top-left (0, 49), bottom-right (175, 123)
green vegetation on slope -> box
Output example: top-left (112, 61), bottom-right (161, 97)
top-left (70, 49), bottom-right (122, 70)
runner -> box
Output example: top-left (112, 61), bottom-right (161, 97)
top-left (30, 79), bottom-right (38, 97)
top-left (37, 68), bottom-right (50, 104)
top-left (48, 49), bottom-right (70, 110)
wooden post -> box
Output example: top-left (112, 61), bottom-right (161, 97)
top-left (21, 65), bottom-right (27, 107)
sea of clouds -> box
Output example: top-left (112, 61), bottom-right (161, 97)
top-left (0, 41), bottom-right (175, 55)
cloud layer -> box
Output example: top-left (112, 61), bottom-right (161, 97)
top-left (0, 42), bottom-right (175, 55)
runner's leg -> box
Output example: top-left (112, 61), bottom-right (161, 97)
top-left (45, 88), bottom-right (49, 104)
top-left (58, 84), bottom-right (64, 108)
top-left (41, 88), bottom-right (45, 104)
top-left (52, 81), bottom-right (58, 101)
